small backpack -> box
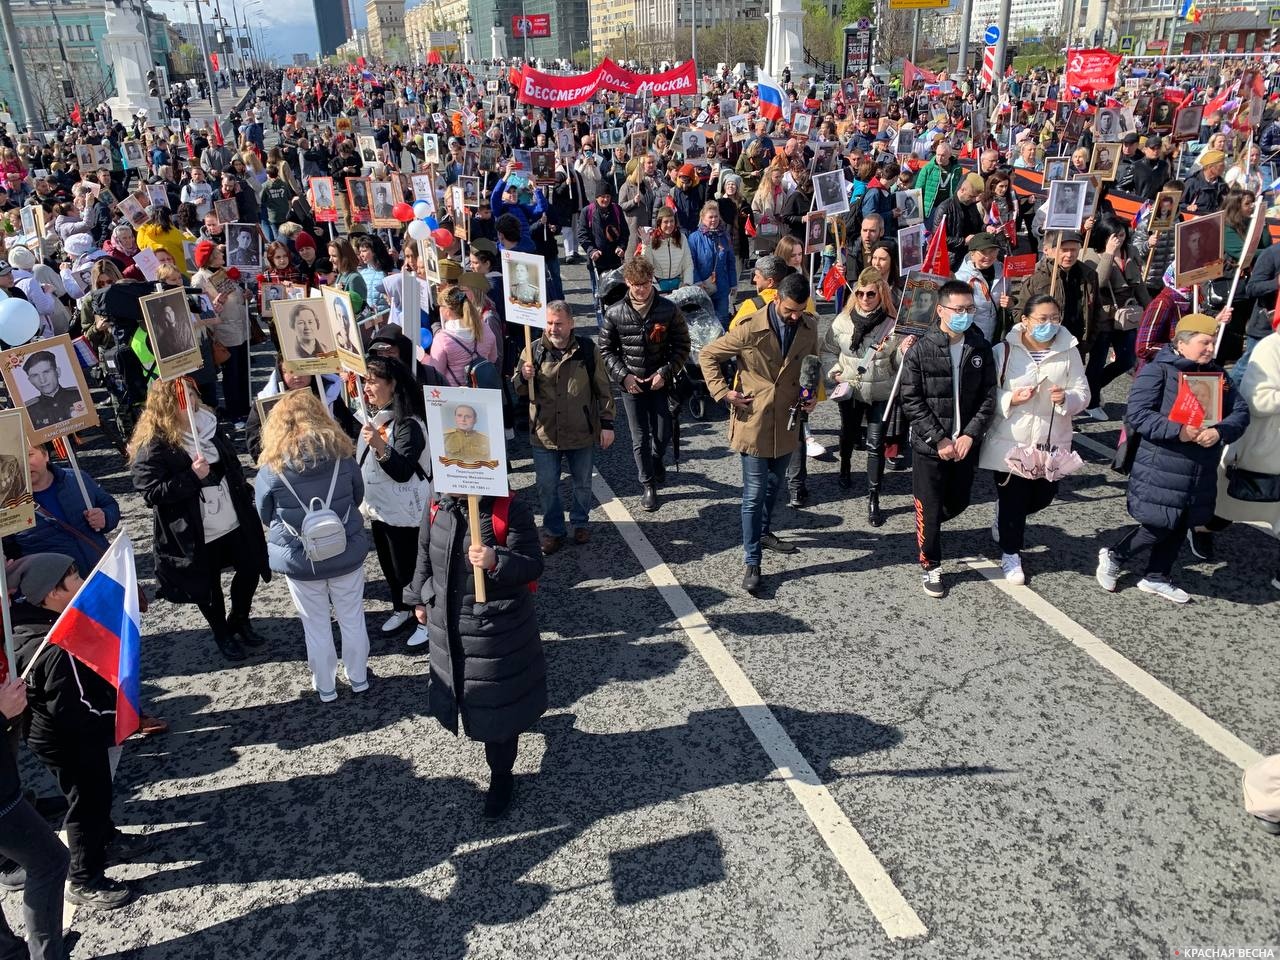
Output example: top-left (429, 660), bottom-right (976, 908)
top-left (429, 495), bottom-right (537, 593)
top-left (276, 461), bottom-right (349, 568)
top-left (450, 333), bottom-right (503, 391)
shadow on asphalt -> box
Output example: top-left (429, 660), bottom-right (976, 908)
top-left (99, 706), bottom-right (903, 959)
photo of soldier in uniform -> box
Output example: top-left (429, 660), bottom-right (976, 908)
top-left (0, 410), bottom-right (35, 537)
top-left (138, 289), bottom-right (201, 381)
top-left (10, 345), bottom-right (89, 432)
top-left (443, 404), bottom-right (492, 463)
top-left (226, 224), bottom-right (262, 270)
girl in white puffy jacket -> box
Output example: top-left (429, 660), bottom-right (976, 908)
top-left (978, 294), bottom-right (1089, 584)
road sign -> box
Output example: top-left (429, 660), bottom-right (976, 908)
top-left (842, 25), bottom-right (874, 78)
top-left (984, 25), bottom-right (1000, 46)
top-left (857, 17), bottom-right (871, 28)
top-left (1118, 35), bottom-right (1135, 52)
top-left (1270, 5), bottom-right (1280, 23)
top-left (979, 45), bottom-right (997, 90)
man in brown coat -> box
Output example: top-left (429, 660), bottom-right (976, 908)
top-left (699, 273), bottom-right (819, 594)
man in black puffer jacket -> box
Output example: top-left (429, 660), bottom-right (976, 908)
top-left (598, 257), bottom-right (691, 512)
top-left (900, 279), bottom-right (998, 598)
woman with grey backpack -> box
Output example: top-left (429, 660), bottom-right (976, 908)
top-left (255, 389), bottom-right (371, 702)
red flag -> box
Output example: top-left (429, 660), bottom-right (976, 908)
top-left (509, 65), bottom-right (523, 88)
top-left (1203, 80), bottom-right (1237, 119)
top-left (923, 216), bottom-right (950, 276)
top-left (185, 130), bottom-right (196, 159)
top-left (210, 52), bottom-right (220, 72)
top-left (1168, 374), bottom-right (1207, 428)
top-left (903, 59), bottom-right (936, 90)
top-left (315, 79), bottom-right (323, 102)
top-left (70, 102), bottom-right (82, 125)
top-left (212, 122), bottom-right (224, 147)
top-left (820, 262), bottom-right (847, 301)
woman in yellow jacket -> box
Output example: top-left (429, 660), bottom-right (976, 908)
top-left (137, 206), bottom-right (194, 276)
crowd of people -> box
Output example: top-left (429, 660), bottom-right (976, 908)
top-left (1, 50), bottom-right (1280, 955)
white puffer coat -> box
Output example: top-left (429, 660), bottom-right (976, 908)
top-left (1217, 332), bottom-right (1280, 535)
top-left (977, 325), bottom-right (1090, 473)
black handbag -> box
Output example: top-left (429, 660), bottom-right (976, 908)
top-left (1226, 465), bottom-right (1280, 503)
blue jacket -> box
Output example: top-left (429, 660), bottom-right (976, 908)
top-left (489, 178), bottom-right (547, 250)
top-left (16, 466), bottom-right (120, 574)
top-left (688, 227), bottom-right (738, 291)
top-left (1126, 345), bottom-right (1250, 529)
top-left (255, 456), bottom-right (369, 581)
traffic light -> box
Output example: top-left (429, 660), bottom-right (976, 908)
top-left (147, 70), bottom-right (160, 98)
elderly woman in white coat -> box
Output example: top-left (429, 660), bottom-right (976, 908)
top-left (1216, 326), bottom-right (1280, 589)
top-left (979, 294), bottom-right (1090, 584)
top-left (954, 233), bottom-right (1009, 342)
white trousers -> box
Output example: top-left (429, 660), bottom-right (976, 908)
top-left (285, 566), bottom-right (370, 693)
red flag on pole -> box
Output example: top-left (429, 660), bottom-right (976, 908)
top-left (212, 121), bottom-right (224, 147)
top-left (185, 130), bottom-right (196, 159)
top-left (70, 102), bottom-right (81, 125)
top-left (210, 52), bottom-right (220, 72)
top-left (923, 216), bottom-right (950, 276)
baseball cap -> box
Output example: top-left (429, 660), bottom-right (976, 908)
top-left (1122, 132), bottom-right (1140, 145)
top-left (470, 238), bottom-right (498, 257)
top-left (1176, 313), bottom-right (1219, 336)
top-left (968, 233), bottom-right (999, 252)
top-left (1144, 135), bottom-right (1163, 149)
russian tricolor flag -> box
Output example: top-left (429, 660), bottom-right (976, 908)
top-left (45, 534), bottom-right (142, 744)
top-left (757, 69), bottom-right (791, 124)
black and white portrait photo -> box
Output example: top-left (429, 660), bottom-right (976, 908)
top-left (370, 180), bottom-right (397, 225)
top-left (1175, 212), bottom-right (1225, 287)
top-left (1090, 142), bottom-right (1121, 180)
top-left (311, 177), bottom-right (336, 213)
top-left (0, 335), bottom-right (97, 442)
top-left (895, 189), bottom-right (923, 227)
top-left (214, 197), bottom-right (240, 226)
top-left (813, 169), bottom-right (849, 215)
top-left (275, 297), bottom-right (338, 375)
top-left (1174, 104), bottom-right (1204, 142)
top-left (1045, 179), bottom-right (1087, 232)
top-left (1043, 156), bottom-right (1070, 184)
top-left (138, 289), bottom-right (201, 381)
top-left (225, 224), bottom-right (262, 271)
top-left (680, 129), bottom-right (706, 160)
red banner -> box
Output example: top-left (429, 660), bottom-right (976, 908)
top-left (210, 52), bottom-right (220, 72)
top-left (1064, 48), bottom-right (1122, 94)
top-left (511, 14), bottom-right (551, 38)
top-left (517, 58), bottom-right (697, 108)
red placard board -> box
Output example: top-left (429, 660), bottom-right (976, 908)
top-left (512, 14), bottom-right (551, 38)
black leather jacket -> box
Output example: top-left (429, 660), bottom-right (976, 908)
top-left (598, 293), bottom-right (691, 384)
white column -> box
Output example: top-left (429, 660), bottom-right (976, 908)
top-left (104, 0), bottom-right (164, 124)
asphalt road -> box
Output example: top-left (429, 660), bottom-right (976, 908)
top-left (4, 197), bottom-right (1279, 956)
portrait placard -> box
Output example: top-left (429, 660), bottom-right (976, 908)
top-left (0, 336), bottom-right (98, 444)
top-left (803, 211), bottom-right (827, 255)
top-left (897, 224), bottom-right (926, 274)
top-left (896, 271), bottom-right (949, 336)
top-left (1045, 179), bottom-right (1087, 232)
top-left (423, 386), bottom-right (508, 498)
top-left (346, 177), bottom-right (373, 223)
top-left (322, 285), bottom-right (364, 376)
top-left (459, 175), bottom-right (481, 208)
top-left (213, 197), bottom-right (239, 227)
top-left (423, 134), bottom-right (440, 164)
top-left (1089, 142), bottom-right (1121, 181)
top-left (254, 391), bottom-right (290, 430)
top-left (1174, 211), bottom-right (1225, 288)
top-left (895, 188), bottom-right (923, 227)
top-left (1173, 104), bottom-right (1203, 143)
top-left (311, 176), bottom-right (339, 223)
top-left (813, 169), bottom-right (849, 216)
top-left (369, 179), bottom-right (399, 228)
top-left (138, 289), bottom-right (202, 381)
top-left (0, 409), bottom-right (35, 538)
top-left (501, 250), bottom-right (547, 328)
top-left (1148, 189), bottom-right (1182, 232)
top-left (225, 223), bottom-right (263, 272)
top-left (274, 297), bottom-right (339, 375)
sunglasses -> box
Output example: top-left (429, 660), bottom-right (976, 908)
top-left (854, 290), bottom-right (879, 299)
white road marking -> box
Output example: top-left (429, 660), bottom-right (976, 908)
top-left (593, 474), bottom-right (928, 941)
top-left (961, 557), bottom-right (1263, 770)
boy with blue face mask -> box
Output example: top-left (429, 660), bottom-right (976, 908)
top-left (899, 279), bottom-right (999, 597)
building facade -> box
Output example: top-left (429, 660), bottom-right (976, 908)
top-left (633, 0), bottom-right (765, 63)
top-left (366, 0), bottom-right (407, 59)
top-left (590, 0), bottom-right (637, 59)
top-left (315, 0), bottom-right (354, 56)
top-left (403, 0), bottom-right (587, 62)
top-left (0, 0), bottom-right (170, 128)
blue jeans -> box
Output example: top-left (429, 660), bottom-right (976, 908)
top-left (1231, 334), bottom-right (1263, 387)
top-left (741, 452), bottom-right (791, 565)
top-left (531, 445), bottom-right (595, 537)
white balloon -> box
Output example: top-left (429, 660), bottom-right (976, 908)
top-left (412, 200), bottom-right (432, 220)
top-left (0, 297), bottom-right (40, 346)
top-left (406, 219), bottom-right (432, 241)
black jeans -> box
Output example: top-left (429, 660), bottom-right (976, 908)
top-left (196, 529), bottom-right (260, 638)
top-left (618, 388), bottom-right (672, 486)
top-left (219, 341), bottom-right (251, 420)
top-left (863, 401), bottom-right (891, 491)
top-left (837, 399), bottom-right (868, 467)
top-left (1111, 515), bottom-right (1190, 580)
top-left (994, 472), bottom-right (1059, 553)
top-left (29, 738), bottom-right (111, 887)
top-left (0, 795), bottom-right (68, 960)
top-left (372, 520), bottom-right (420, 612)
top-left (912, 451), bottom-right (978, 569)
top-left (1084, 329), bottom-right (1137, 409)
top-left (484, 737), bottom-right (518, 776)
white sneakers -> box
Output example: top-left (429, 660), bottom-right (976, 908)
top-left (806, 436), bottom-right (826, 458)
top-left (1137, 579), bottom-right (1191, 604)
top-left (1000, 553), bottom-right (1025, 585)
top-left (406, 625), bottom-right (428, 647)
top-left (1095, 548), bottom-right (1121, 592)
top-left (381, 610), bottom-right (412, 634)
top-left (922, 568), bottom-right (944, 598)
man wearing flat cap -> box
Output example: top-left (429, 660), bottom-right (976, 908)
top-left (1181, 149), bottom-right (1227, 214)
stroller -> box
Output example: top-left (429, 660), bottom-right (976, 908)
top-left (665, 285), bottom-right (722, 421)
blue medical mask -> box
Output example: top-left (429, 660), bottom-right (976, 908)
top-left (947, 312), bottom-right (974, 333)
top-left (1031, 322), bottom-right (1059, 342)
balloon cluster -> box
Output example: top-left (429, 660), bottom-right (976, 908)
top-left (0, 297), bottom-right (39, 347)
top-left (395, 197), bottom-right (454, 248)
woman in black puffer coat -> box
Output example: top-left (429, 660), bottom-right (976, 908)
top-left (407, 493), bottom-right (545, 819)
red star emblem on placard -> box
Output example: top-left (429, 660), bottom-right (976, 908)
top-left (430, 389), bottom-right (442, 399)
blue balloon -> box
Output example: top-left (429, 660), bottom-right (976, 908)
top-left (419, 321), bottom-right (433, 353)
top-left (424, 216), bottom-right (438, 230)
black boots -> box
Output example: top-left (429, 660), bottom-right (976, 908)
top-left (640, 483), bottom-right (658, 512)
top-left (214, 631), bottom-right (246, 662)
top-left (867, 488), bottom-right (884, 528)
top-left (838, 460), bottom-right (852, 490)
top-left (484, 773), bottom-right (515, 818)
top-left (742, 564), bottom-right (762, 594)
top-left (228, 615), bottom-right (266, 648)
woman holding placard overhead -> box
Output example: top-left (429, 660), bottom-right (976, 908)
top-left (357, 355), bottom-right (433, 647)
top-left (129, 378), bottom-right (270, 662)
